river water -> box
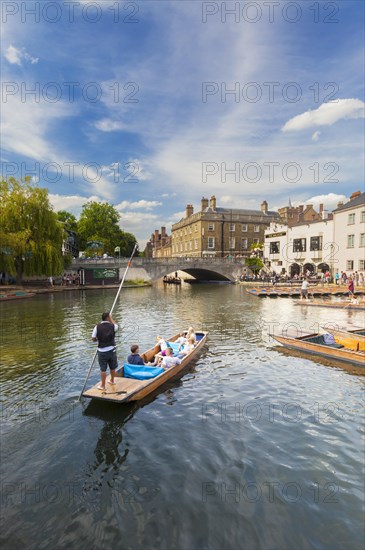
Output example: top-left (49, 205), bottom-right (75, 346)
top-left (0, 284), bottom-right (364, 550)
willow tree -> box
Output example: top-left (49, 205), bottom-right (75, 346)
top-left (0, 178), bottom-right (64, 283)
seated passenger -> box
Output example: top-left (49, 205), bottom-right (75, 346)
top-left (149, 336), bottom-right (168, 365)
top-left (127, 344), bottom-right (146, 365)
top-left (160, 347), bottom-right (182, 370)
top-left (186, 326), bottom-right (197, 342)
top-left (178, 337), bottom-right (196, 358)
top-left (176, 332), bottom-right (188, 350)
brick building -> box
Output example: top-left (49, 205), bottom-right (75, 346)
top-left (171, 196), bottom-right (279, 258)
top-left (148, 227), bottom-right (172, 258)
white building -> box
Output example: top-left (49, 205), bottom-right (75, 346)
top-left (265, 217), bottom-right (334, 276)
top-left (265, 190), bottom-right (365, 277)
top-left (333, 191), bottom-right (365, 274)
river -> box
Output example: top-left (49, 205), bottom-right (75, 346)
top-left (0, 283), bottom-right (364, 550)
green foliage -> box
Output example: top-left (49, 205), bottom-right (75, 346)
top-left (56, 210), bottom-right (78, 232)
top-left (63, 253), bottom-right (73, 269)
top-left (245, 256), bottom-right (264, 274)
top-left (78, 201), bottom-right (138, 256)
top-left (0, 178), bottom-right (64, 282)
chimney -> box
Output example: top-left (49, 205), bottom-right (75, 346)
top-left (161, 226), bottom-right (166, 245)
top-left (186, 204), bottom-right (194, 218)
top-left (201, 197), bottom-right (209, 211)
top-left (210, 195), bottom-right (217, 210)
top-left (350, 191), bottom-right (361, 200)
top-left (319, 203), bottom-right (324, 213)
top-left (154, 229), bottom-right (159, 243)
top-left (337, 201), bottom-right (344, 208)
top-left (261, 200), bottom-right (268, 214)
top-left (298, 205), bottom-right (304, 213)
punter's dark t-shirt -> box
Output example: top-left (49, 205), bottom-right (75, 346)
top-left (127, 354), bottom-right (144, 365)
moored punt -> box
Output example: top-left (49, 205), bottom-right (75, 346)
top-left (294, 300), bottom-right (365, 310)
top-left (323, 327), bottom-right (365, 351)
top-left (271, 332), bottom-right (365, 368)
top-left (82, 331), bottom-right (208, 403)
top-left (0, 291), bottom-right (35, 301)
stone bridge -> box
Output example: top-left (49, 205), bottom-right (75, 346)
top-left (72, 257), bottom-right (247, 282)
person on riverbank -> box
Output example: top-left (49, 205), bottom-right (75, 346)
top-left (334, 272), bottom-right (340, 285)
top-left (348, 277), bottom-right (355, 297)
top-left (127, 344), bottom-right (146, 365)
top-left (300, 278), bottom-right (310, 300)
top-left (92, 312), bottom-right (118, 390)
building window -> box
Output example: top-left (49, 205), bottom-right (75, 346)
top-left (208, 223), bottom-right (215, 231)
top-left (242, 224), bottom-right (248, 232)
top-left (270, 242), bottom-right (280, 254)
top-left (184, 242), bottom-right (188, 251)
top-left (208, 237), bottom-right (215, 249)
top-left (293, 238), bottom-right (306, 252)
top-left (189, 241), bottom-right (192, 250)
top-left (361, 211), bottom-right (365, 223)
top-left (242, 238), bottom-right (248, 249)
top-left (254, 225), bottom-right (260, 233)
top-left (360, 233), bottom-right (365, 247)
top-left (347, 234), bottom-right (355, 248)
top-left (229, 223), bottom-right (235, 232)
top-left (359, 260), bottom-right (365, 270)
top-left (253, 238), bottom-right (260, 244)
top-left (348, 213), bottom-right (355, 224)
top-left (195, 224), bottom-right (198, 232)
top-left (189, 226), bottom-right (192, 234)
top-left (229, 237), bottom-right (235, 249)
top-left (347, 260), bottom-right (354, 270)
top-left (195, 239), bottom-right (198, 250)
top-left (180, 244), bottom-right (182, 252)
top-left (310, 236), bottom-right (323, 251)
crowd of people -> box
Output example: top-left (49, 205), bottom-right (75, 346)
top-left (239, 269), bottom-right (365, 286)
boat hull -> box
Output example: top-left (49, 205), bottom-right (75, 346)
top-left (272, 334), bottom-right (365, 367)
top-left (82, 331), bottom-right (208, 403)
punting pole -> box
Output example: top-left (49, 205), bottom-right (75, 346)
top-left (78, 244), bottom-right (138, 401)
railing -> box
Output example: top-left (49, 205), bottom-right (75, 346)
top-left (72, 256), bottom-right (246, 266)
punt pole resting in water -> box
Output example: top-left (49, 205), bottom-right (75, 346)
top-left (78, 244), bottom-right (138, 401)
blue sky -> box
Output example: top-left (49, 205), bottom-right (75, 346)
top-left (1, 0), bottom-right (364, 245)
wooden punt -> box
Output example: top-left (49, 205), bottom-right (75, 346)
top-left (0, 291), bottom-right (35, 301)
top-left (82, 331), bottom-right (208, 403)
top-left (323, 327), bottom-right (365, 351)
top-left (271, 332), bottom-right (365, 368)
top-left (294, 300), bottom-right (365, 310)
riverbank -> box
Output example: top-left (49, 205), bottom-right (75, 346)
top-left (0, 282), bottom-right (152, 297)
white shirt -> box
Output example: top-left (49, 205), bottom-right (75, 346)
top-left (180, 343), bottom-right (195, 355)
top-left (157, 338), bottom-right (168, 351)
top-left (92, 321), bottom-right (118, 352)
top-left (301, 280), bottom-right (309, 290)
top-left (162, 355), bottom-right (181, 369)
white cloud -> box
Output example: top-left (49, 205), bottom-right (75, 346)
top-left (282, 99), bottom-right (365, 132)
top-left (94, 119), bottom-right (126, 132)
top-left (312, 131), bottom-right (321, 142)
top-left (291, 193), bottom-right (348, 212)
top-left (116, 200), bottom-right (162, 211)
top-left (49, 194), bottom-right (102, 214)
top-left (5, 45), bottom-right (38, 65)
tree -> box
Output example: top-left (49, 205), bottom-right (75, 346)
top-left (119, 232), bottom-right (138, 257)
top-left (78, 201), bottom-right (138, 256)
top-left (56, 210), bottom-right (78, 232)
top-left (245, 242), bottom-right (265, 275)
top-left (0, 178), bottom-right (64, 283)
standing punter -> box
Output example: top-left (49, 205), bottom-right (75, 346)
top-left (92, 312), bottom-right (118, 390)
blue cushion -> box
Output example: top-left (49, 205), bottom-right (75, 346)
top-left (123, 364), bottom-right (164, 380)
